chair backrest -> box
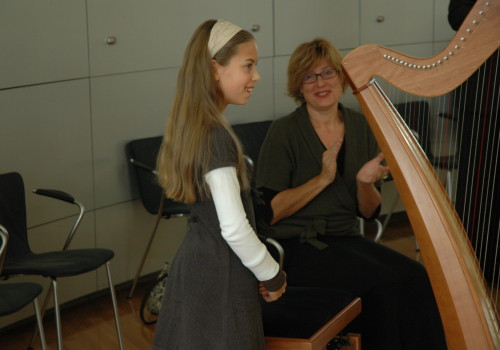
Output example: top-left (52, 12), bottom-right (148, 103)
top-left (232, 120), bottom-right (273, 179)
top-left (126, 136), bottom-right (190, 218)
top-left (126, 136), bottom-right (164, 215)
top-left (0, 172), bottom-right (33, 261)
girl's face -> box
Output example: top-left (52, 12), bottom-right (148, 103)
top-left (300, 59), bottom-right (343, 113)
top-left (213, 40), bottom-right (261, 108)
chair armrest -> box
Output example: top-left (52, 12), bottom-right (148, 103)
top-left (33, 189), bottom-right (75, 204)
top-left (259, 234), bottom-right (284, 269)
top-left (130, 158), bottom-right (158, 176)
top-left (32, 189), bottom-right (84, 251)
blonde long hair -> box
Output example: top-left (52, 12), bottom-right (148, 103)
top-left (157, 20), bottom-right (251, 203)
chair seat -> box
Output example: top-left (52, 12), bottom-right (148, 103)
top-left (2, 248), bottom-right (114, 277)
top-left (262, 286), bottom-right (358, 339)
top-left (0, 282), bottom-right (43, 316)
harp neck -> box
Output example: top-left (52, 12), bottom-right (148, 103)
top-left (342, 1), bottom-right (499, 97)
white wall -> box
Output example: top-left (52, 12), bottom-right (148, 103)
top-left (0, 0), bottom-right (455, 327)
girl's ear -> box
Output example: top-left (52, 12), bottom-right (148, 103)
top-left (211, 59), bottom-right (220, 81)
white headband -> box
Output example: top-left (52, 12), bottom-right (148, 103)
top-left (208, 20), bottom-right (242, 58)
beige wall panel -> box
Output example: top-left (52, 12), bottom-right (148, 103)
top-left (273, 56), bottom-right (294, 118)
top-left (87, 0), bottom-right (273, 76)
top-left (434, 0), bottom-right (456, 42)
top-left (0, 0), bottom-right (88, 89)
top-left (361, 0), bottom-right (433, 46)
top-left (90, 69), bottom-right (178, 208)
top-left (274, 0), bottom-right (359, 56)
top-left (0, 80), bottom-right (94, 226)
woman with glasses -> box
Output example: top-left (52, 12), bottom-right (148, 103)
top-left (255, 38), bottom-right (447, 350)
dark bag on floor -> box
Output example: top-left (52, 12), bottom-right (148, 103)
top-left (140, 262), bottom-right (169, 325)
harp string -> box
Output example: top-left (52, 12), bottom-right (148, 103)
top-left (376, 49), bottom-right (499, 320)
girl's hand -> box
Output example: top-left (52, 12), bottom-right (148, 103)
top-left (259, 280), bottom-right (287, 302)
top-left (356, 152), bottom-right (389, 184)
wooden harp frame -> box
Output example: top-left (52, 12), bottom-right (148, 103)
top-left (341, 1), bottom-right (500, 349)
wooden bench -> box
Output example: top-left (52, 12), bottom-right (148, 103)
top-left (262, 287), bottom-right (361, 350)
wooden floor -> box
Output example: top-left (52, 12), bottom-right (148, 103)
top-left (0, 214), bottom-right (419, 350)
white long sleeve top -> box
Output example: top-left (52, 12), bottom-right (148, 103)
top-left (204, 166), bottom-right (283, 287)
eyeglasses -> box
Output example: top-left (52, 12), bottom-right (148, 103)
top-left (303, 69), bottom-right (338, 84)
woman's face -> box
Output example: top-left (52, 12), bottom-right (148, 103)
top-left (213, 40), bottom-right (261, 108)
top-left (300, 59), bottom-right (343, 112)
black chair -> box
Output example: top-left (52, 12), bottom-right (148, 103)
top-left (0, 172), bottom-right (123, 350)
top-left (0, 225), bottom-right (47, 350)
top-left (126, 136), bottom-right (190, 298)
top-left (232, 120), bottom-right (273, 184)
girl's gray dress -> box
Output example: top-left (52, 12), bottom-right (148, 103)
top-left (152, 127), bottom-right (265, 350)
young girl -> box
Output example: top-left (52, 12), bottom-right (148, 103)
top-left (152, 19), bottom-right (287, 350)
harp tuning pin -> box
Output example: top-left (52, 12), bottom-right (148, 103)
top-left (437, 60), bottom-right (442, 64)
top-left (444, 56), bottom-right (449, 60)
top-left (460, 37), bottom-right (466, 41)
top-left (427, 65), bottom-right (431, 69)
top-left (466, 28), bottom-right (472, 33)
top-left (473, 20), bottom-right (478, 25)
top-left (448, 51), bottom-right (453, 56)
top-left (485, 2), bottom-right (490, 6)
top-left (479, 10), bottom-right (484, 15)
top-left (454, 45), bottom-right (459, 49)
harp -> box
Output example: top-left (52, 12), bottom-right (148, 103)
top-left (341, 1), bottom-right (499, 349)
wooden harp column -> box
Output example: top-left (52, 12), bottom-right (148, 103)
top-left (341, 1), bottom-right (500, 349)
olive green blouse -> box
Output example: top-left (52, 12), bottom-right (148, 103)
top-left (255, 104), bottom-right (380, 247)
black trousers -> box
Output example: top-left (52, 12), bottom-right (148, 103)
top-left (278, 235), bottom-right (447, 350)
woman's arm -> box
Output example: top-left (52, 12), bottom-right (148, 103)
top-left (269, 139), bottom-right (343, 224)
top-left (355, 152), bottom-right (388, 218)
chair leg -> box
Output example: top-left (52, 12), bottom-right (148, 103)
top-left (358, 217), bottom-right (365, 237)
top-left (27, 282), bottom-right (54, 349)
top-left (52, 279), bottom-right (63, 350)
top-left (106, 262), bottom-right (124, 350)
top-left (128, 212), bottom-right (162, 298)
top-left (33, 298), bottom-right (47, 350)
top-left (373, 218), bottom-right (383, 243)
top-left (382, 194), bottom-right (400, 234)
